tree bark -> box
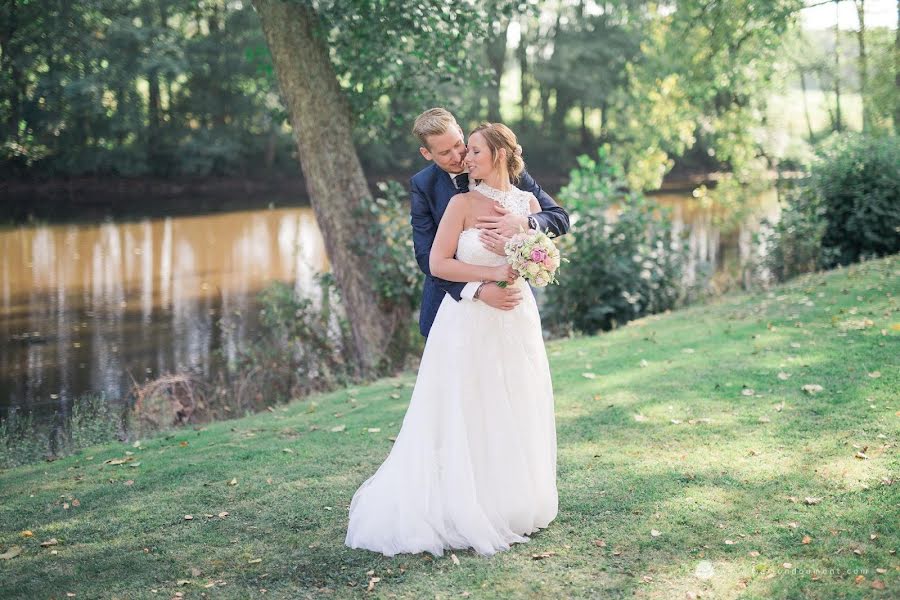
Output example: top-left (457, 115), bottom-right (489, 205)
top-left (895, 0), bottom-right (899, 132)
top-left (800, 71), bottom-right (815, 141)
top-left (484, 18), bottom-right (509, 122)
top-left (517, 17), bottom-right (530, 124)
top-left (252, 0), bottom-right (411, 374)
top-left (854, 0), bottom-right (870, 131)
top-left (832, 0), bottom-right (843, 132)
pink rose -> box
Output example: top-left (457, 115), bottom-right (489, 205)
top-left (531, 248), bottom-right (547, 262)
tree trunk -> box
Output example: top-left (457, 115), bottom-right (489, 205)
top-left (517, 18), bottom-right (530, 124)
top-left (833, 1), bottom-right (843, 132)
top-left (484, 18), bottom-right (509, 122)
top-left (800, 71), bottom-right (815, 141)
top-left (854, 0), bottom-right (870, 131)
top-left (252, 0), bottom-right (411, 374)
top-left (895, 0), bottom-right (899, 132)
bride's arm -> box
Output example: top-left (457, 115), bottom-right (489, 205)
top-left (430, 196), bottom-right (511, 283)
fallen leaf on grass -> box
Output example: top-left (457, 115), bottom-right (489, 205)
top-left (758, 416), bottom-right (771, 423)
top-left (742, 388), bottom-right (755, 396)
top-left (450, 553), bottom-right (460, 566)
top-left (20, 530), bottom-right (33, 538)
top-left (366, 576), bottom-right (381, 592)
top-left (40, 538), bottom-right (58, 547)
top-left (104, 457), bottom-right (134, 465)
top-left (581, 372), bottom-right (597, 379)
top-left (218, 512), bottom-right (229, 518)
top-left (802, 535), bottom-right (812, 544)
top-left (777, 372), bottom-right (791, 380)
top-left (724, 539), bottom-right (735, 545)
top-left (867, 371), bottom-right (881, 379)
top-left (804, 497), bottom-right (822, 505)
top-left (330, 425), bottom-right (346, 433)
top-left (282, 448), bottom-right (294, 454)
top-left (748, 551), bottom-right (760, 557)
top-left (801, 384), bottom-right (824, 395)
top-left (184, 515), bottom-right (194, 520)
top-left (248, 558), bottom-right (262, 564)
top-left (531, 551), bottom-right (555, 560)
top-left (367, 428), bottom-right (381, 433)
top-left (855, 451), bottom-right (869, 460)
top-left (390, 393), bottom-right (400, 400)
top-left (872, 580), bottom-right (886, 590)
top-left (593, 539), bottom-right (606, 547)
top-left (650, 529), bottom-right (661, 537)
top-left (0, 546), bottom-right (23, 560)
top-left (228, 478), bottom-right (238, 486)
top-left (682, 348), bottom-right (695, 354)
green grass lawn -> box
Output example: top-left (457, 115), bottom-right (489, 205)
top-left (1, 256), bottom-right (898, 599)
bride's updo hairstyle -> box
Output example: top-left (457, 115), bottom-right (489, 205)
top-left (469, 122), bottom-right (525, 183)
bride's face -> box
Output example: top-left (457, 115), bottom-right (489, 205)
top-left (464, 132), bottom-right (498, 180)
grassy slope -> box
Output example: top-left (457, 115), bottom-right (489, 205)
top-left (1, 256), bottom-right (897, 600)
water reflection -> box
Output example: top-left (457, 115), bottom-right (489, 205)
top-left (0, 208), bottom-right (328, 421)
top-left (1, 190), bottom-right (779, 423)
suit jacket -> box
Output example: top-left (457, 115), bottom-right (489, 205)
top-left (410, 164), bottom-right (570, 337)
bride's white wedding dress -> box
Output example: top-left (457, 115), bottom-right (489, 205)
top-left (345, 184), bottom-right (558, 557)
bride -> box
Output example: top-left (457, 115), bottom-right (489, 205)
top-left (344, 122), bottom-right (558, 557)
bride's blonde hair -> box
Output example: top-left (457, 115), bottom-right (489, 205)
top-left (469, 122), bottom-right (525, 183)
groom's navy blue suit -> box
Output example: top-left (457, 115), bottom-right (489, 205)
top-left (410, 163), bottom-right (570, 337)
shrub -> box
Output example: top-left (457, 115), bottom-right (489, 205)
top-left (812, 133), bottom-right (900, 267)
top-left (0, 394), bottom-right (122, 469)
top-left (755, 183), bottom-right (832, 283)
top-left (218, 275), bottom-right (358, 410)
top-left (543, 148), bottom-right (688, 334)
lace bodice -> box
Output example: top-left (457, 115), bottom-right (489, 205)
top-left (470, 182), bottom-right (534, 217)
top-left (456, 182), bottom-right (535, 271)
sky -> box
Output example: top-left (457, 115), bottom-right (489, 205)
top-left (801, 0), bottom-right (896, 31)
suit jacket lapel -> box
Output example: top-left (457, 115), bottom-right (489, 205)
top-left (434, 170), bottom-right (457, 221)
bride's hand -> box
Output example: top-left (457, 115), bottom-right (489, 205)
top-left (492, 264), bottom-right (516, 284)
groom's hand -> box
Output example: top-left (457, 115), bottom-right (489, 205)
top-left (475, 205), bottom-right (530, 238)
top-left (479, 229), bottom-right (509, 256)
top-left (477, 282), bottom-right (522, 311)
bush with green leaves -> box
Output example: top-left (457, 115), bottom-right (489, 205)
top-left (811, 133), bottom-right (900, 267)
top-left (364, 181), bottom-right (424, 311)
top-left (219, 275), bottom-right (357, 410)
top-left (755, 182), bottom-right (833, 283)
top-left (543, 148), bottom-right (688, 334)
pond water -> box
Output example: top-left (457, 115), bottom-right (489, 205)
top-left (0, 188), bottom-right (779, 424)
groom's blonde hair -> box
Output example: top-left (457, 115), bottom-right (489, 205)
top-left (412, 108), bottom-right (460, 148)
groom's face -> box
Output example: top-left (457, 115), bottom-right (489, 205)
top-left (419, 126), bottom-right (467, 174)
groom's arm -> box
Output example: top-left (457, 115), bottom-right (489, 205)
top-left (410, 177), bottom-right (470, 302)
top-left (517, 170), bottom-right (570, 238)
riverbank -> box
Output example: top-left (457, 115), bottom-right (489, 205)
top-left (1, 167), bottom-right (791, 225)
top-left (0, 255), bottom-right (896, 598)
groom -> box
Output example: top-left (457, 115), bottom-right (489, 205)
top-left (410, 108), bottom-right (570, 337)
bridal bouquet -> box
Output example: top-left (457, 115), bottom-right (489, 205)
top-left (502, 230), bottom-right (563, 287)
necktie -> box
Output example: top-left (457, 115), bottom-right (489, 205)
top-left (455, 173), bottom-right (469, 193)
